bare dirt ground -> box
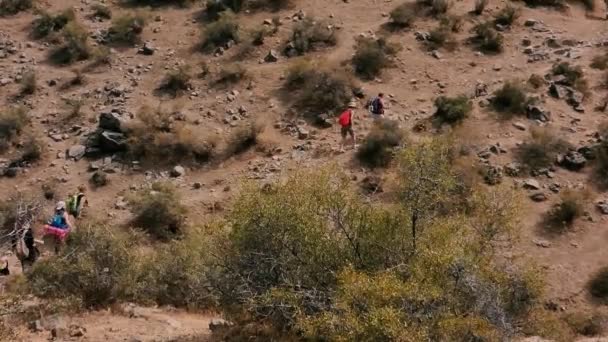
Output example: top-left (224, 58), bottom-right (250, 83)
top-left (1, 0), bottom-right (608, 340)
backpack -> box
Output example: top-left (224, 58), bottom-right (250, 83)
top-left (338, 110), bottom-right (352, 126)
top-left (369, 97), bottom-right (381, 114)
top-left (50, 211), bottom-right (66, 228)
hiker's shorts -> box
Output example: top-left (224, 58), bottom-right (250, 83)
top-left (341, 125), bottom-right (354, 138)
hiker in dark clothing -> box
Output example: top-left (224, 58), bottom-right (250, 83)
top-left (369, 93), bottom-right (385, 119)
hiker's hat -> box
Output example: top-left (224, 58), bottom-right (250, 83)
top-left (56, 201), bottom-right (66, 211)
top-left (348, 101), bottom-right (357, 108)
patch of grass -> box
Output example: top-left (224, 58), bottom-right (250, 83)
top-left (284, 61), bottom-right (356, 117)
top-left (49, 21), bottom-right (91, 65)
top-left (516, 127), bottom-right (571, 172)
top-left (85, 46), bottom-right (112, 70)
top-left (107, 13), bottom-right (146, 45)
top-left (473, 0), bottom-right (488, 14)
top-left (494, 5), bottom-right (519, 26)
top-left (352, 37), bottom-right (400, 80)
top-left (544, 190), bottom-right (586, 232)
top-left (17, 135), bottom-right (43, 164)
top-left (216, 63), bottom-right (248, 84)
top-left (91, 4), bottom-right (111, 20)
top-left (472, 22), bottom-right (503, 53)
top-left (356, 119), bottom-right (404, 168)
top-left (31, 8), bottom-right (74, 39)
top-left (0, 107), bottom-right (28, 152)
top-left (0, 0), bottom-right (33, 16)
top-left (491, 82), bottom-right (532, 116)
top-left (287, 17), bottom-right (337, 56)
top-left (434, 95), bottom-right (472, 125)
top-left (427, 25), bottom-right (457, 51)
top-left (223, 122), bottom-right (263, 157)
top-left (126, 106), bottom-right (216, 166)
top-left (131, 182), bottom-right (188, 241)
top-left (158, 65), bottom-right (192, 97)
top-left (589, 267), bottom-right (608, 301)
top-left (389, 2), bottom-right (417, 28)
top-left (201, 11), bottom-right (239, 52)
top-left (19, 69), bottom-right (36, 95)
top-left (62, 97), bottom-right (85, 121)
top-left (591, 53), bottom-right (608, 70)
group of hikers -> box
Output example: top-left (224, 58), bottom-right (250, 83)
top-left (338, 93), bottom-right (385, 151)
top-left (44, 186), bottom-right (87, 243)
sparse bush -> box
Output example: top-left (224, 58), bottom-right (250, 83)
top-left (62, 97), bottom-right (85, 121)
top-left (31, 8), bottom-right (75, 39)
top-left (352, 37), bottom-right (400, 80)
top-left (19, 69), bottom-right (36, 95)
top-left (434, 95), bottom-right (472, 125)
top-left (0, 107), bottom-right (28, 152)
top-left (126, 106), bottom-right (216, 165)
top-left (131, 182), bottom-right (188, 241)
top-left (90, 171), bottom-right (108, 188)
top-left (427, 24), bottom-right (458, 50)
top-left (0, 0), bottom-right (33, 16)
top-left (528, 74), bottom-right (545, 89)
top-left (473, 0), bottom-right (488, 14)
top-left (49, 21), bottom-right (91, 64)
top-left (205, 0), bottom-right (291, 19)
top-left (41, 180), bottom-right (57, 199)
top-left (591, 53), bottom-right (608, 70)
top-left (288, 17), bottom-right (337, 55)
top-left (223, 122), bottom-right (262, 157)
top-left (356, 119), bottom-right (404, 168)
top-left (589, 267), bottom-right (608, 301)
top-left (91, 4), bottom-right (111, 20)
top-left (494, 5), bottom-right (519, 26)
top-left (201, 11), bottom-right (239, 51)
top-left (516, 127), bottom-right (571, 172)
top-left (592, 133), bottom-right (608, 189)
top-left (544, 190), bottom-right (586, 232)
top-left (107, 13), bottom-right (146, 45)
top-left (159, 65), bottom-right (192, 97)
top-left (285, 62), bottom-right (355, 117)
top-left (17, 135), bottom-right (43, 163)
top-left (521, 0), bottom-right (566, 7)
top-left (129, 0), bottom-right (197, 7)
top-left (216, 63), bottom-right (248, 84)
top-left (491, 81), bottom-right (532, 116)
top-left (60, 69), bottom-right (86, 90)
top-left (565, 312), bottom-right (604, 336)
top-left (472, 22), bottom-right (503, 53)
top-left (389, 2), bottom-right (417, 28)
top-left (552, 62), bottom-right (588, 94)
top-left (429, 0), bottom-right (449, 15)
top-left (85, 46), bottom-right (112, 70)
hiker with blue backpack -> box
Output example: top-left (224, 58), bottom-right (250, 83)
top-left (43, 201), bottom-right (73, 245)
top-left (369, 93), bottom-right (385, 119)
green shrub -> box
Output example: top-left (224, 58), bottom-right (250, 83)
top-left (494, 5), bottom-right (519, 26)
top-left (107, 13), bottom-right (146, 45)
top-left (29, 224), bottom-right (138, 308)
top-left (201, 11), bottom-right (239, 51)
top-left (0, 107), bottom-right (28, 152)
top-left (356, 119), bottom-right (404, 168)
top-left (389, 2), bottom-right (417, 28)
top-left (0, 0), bottom-right (33, 16)
top-left (434, 95), bottom-right (472, 125)
top-left (591, 53), bottom-right (608, 70)
top-left (288, 17), bottom-right (337, 55)
top-left (49, 21), bottom-right (91, 64)
top-left (223, 122), bottom-right (262, 157)
top-left (284, 62), bottom-right (355, 117)
top-left (91, 4), bottom-right (111, 19)
top-left (473, 0), bottom-right (488, 14)
top-left (491, 82), bottom-right (532, 116)
top-left (159, 65), bottom-right (192, 97)
top-left (352, 37), bottom-right (400, 80)
top-left (589, 267), bottom-right (608, 301)
top-left (131, 182), bottom-right (188, 241)
top-left (126, 106), bottom-right (216, 165)
top-left (472, 22), bottom-right (503, 53)
top-left (31, 8), bottom-right (74, 39)
top-left (516, 127), bottom-right (572, 172)
top-left (544, 190), bottom-right (586, 232)
top-left (19, 69), bottom-right (36, 95)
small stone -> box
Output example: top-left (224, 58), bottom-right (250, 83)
top-left (171, 165), bottom-right (186, 177)
top-left (530, 192), bottom-right (547, 202)
top-left (523, 179), bottom-right (541, 190)
top-left (513, 122), bottom-right (527, 131)
top-left (67, 145), bottom-right (86, 161)
top-left (533, 239), bottom-right (551, 248)
top-left (264, 49), bottom-right (279, 63)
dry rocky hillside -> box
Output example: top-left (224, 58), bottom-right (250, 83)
top-left (0, 0), bottom-right (608, 340)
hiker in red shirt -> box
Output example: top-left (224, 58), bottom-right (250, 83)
top-left (339, 101), bottom-right (357, 151)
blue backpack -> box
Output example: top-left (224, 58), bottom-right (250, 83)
top-left (50, 211), bottom-right (67, 229)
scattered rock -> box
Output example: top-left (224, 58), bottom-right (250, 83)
top-left (512, 122), bottom-right (527, 131)
top-left (597, 200), bottom-right (608, 215)
top-left (99, 112), bottom-right (124, 132)
top-left (533, 239), bottom-right (551, 248)
top-left (523, 179), bottom-right (541, 190)
top-left (209, 319), bottom-right (234, 332)
top-left (264, 49), bottom-right (279, 63)
top-left (558, 151), bottom-right (586, 171)
top-left (99, 131), bottom-right (127, 152)
top-left (483, 165), bottom-right (503, 185)
top-left (67, 145), bottom-right (86, 161)
top-left (138, 41), bottom-right (156, 55)
top-left (530, 192), bottom-right (547, 202)
top-left (171, 165), bottom-right (186, 178)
